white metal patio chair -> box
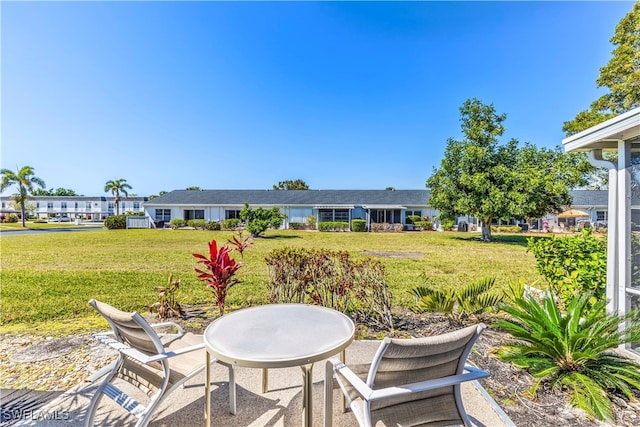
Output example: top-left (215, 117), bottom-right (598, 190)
top-left (324, 324), bottom-right (489, 427)
top-left (85, 299), bottom-right (236, 427)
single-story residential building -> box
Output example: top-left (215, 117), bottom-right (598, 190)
top-left (143, 189), bottom-right (439, 230)
top-left (142, 188), bottom-right (626, 231)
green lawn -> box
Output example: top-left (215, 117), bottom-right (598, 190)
top-left (0, 229), bottom-right (543, 334)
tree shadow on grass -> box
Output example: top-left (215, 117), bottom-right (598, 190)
top-left (257, 234), bottom-right (301, 240)
top-left (450, 234), bottom-right (533, 248)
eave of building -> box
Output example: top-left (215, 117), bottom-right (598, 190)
top-left (562, 107), bottom-right (640, 151)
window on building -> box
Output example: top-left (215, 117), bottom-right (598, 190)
top-left (370, 209), bottom-right (401, 224)
top-left (61, 202), bottom-right (67, 209)
top-left (86, 202), bottom-right (91, 209)
top-left (184, 210), bottom-right (204, 220)
top-left (289, 208), bottom-right (313, 223)
top-left (74, 202), bottom-right (79, 209)
top-left (47, 202), bottom-right (53, 209)
top-left (596, 211), bottom-right (608, 222)
top-left (225, 210), bottom-right (241, 219)
top-left (108, 202), bottom-right (114, 209)
top-left (155, 209), bottom-right (171, 221)
top-left (318, 209), bottom-right (350, 222)
top-left (133, 202), bottom-right (140, 209)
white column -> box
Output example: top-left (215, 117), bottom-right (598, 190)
top-left (617, 140), bottom-right (631, 322)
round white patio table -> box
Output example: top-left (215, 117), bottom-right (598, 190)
top-left (204, 303), bottom-right (355, 427)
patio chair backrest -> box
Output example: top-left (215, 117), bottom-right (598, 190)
top-left (89, 299), bottom-right (164, 356)
top-left (366, 323), bottom-right (484, 412)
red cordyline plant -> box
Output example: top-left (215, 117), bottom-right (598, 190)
top-left (193, 239), bottom-right (243, 315)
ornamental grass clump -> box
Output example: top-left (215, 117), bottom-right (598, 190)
top-left (496, 292), bottom-right (640, 422)
top-left (193, 238), bottom-right (247, 315)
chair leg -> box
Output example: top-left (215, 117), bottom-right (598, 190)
top-left (84, 358), bottom-right (122, 427)
top-left (324, 360), bottom-right (333, 427)
top-left (454, 384), bottom-right (472, 427)
top-left (229, 365), bottom-right (237, 415)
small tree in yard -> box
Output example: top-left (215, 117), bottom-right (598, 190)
top-left (427, 98), bottom-right (591, 242)
top-left (239, 202), bottom-right (285, 237)
top-left (193, 239), bottom-right (244, 315)
top-left (0, 166), bottom-right (46, 228)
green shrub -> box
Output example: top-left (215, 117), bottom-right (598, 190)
top-left (497, 292), bottom-right (640, 422)
top-left (411, 277), bottom-right (502, 321)
top-left (527, 229), bottom-right (606, 310)
top-left (351, 219), bottom-right (366, 232)
top-left (288, 222), bottom-right (306, 230)
top-left (406, 215), bottom-right (421, 224)
top-left (187, 219), bottom-right (206, 229)
top-left (104, 214), bottom-right (127, 230)
top-left (169, 218), bottom-right (187, 229)
top-left (6, 214), bottom-right (18, 223)
top-left (221, 218), bottom-right (240, 230)
top-left (265, 247), bottom-right (394, 330)
top-left (413, 221), bottom-right (433, 231)
top-left (491, 225), bottom-right (522, 233)
top-left (318, 221), bottom-right (349, 232)
top-left (205, 221), bottom-right (220, 231)
top-left (305, 215), bottom-right (317, 229)
top-left (440, 218), bottom-right (455, 231)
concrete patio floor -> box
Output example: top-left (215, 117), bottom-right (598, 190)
top-left (15, 340), bottom-right (514, 427)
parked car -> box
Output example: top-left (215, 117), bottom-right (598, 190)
top-left (49, 217), bottom-right (60, 222)
top-left (60, 217), bottom-right (71, 222)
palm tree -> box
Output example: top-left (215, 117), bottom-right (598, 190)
top-left (104, 178), bottom-right (132, 215)
top-left (0, 166), bottom-right (46, 228)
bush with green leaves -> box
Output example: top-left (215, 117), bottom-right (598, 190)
top-left (104, 214), bottom-right (127, 229)
top-left (6, 214), bottom-right (19, 223)
top-left (413, 220), bottom-right (433, 231)
top-left (205, 221), bottom-right (221, 231)
top-left (407, 215), bottom-right (422, 224)
top-left (239, 203), bottom-right (285, 237)
top-left (187, 219), bottom-right (206, 229)
top-left (491, 225), bottom-right (522, 233)
top-left (351, 218), bottom-right (366, 232)
top-left (288, 222), bottom-right (306, 230)
top-left (527, 229), bottom-right (606, 310)
top-left (169, 218), bottom-right (187, 229)
top-left (305, 215), bottom-right (316, 229)
top-left (411, 277), bottom-right (503, 321)
top-left (318, 221), bottom-right (349, 232)
top-left (497, 292), bottom-right (640, 422)
top-left (221, 218), bottom-right (240, 230)
top-left (265, 247), bottom-right (394, 330)
top-left (439, 218), bottom-right (455, 231)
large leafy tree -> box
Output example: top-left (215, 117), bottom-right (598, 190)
top-left (563, 1), bottom-right (640, 136)
top-left (32, 187), bottom-right (80, 196)
top-left (104, 178), bottom-right (132, 215)
top-left (272, 179), bottom-right (309, 190)
top-left (427, 99), bottom-right (590, 242)
top-left (0, 166), bottom-right (46, 227)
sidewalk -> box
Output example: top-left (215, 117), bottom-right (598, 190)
top-left (14, 340), bottom-right (513, 427)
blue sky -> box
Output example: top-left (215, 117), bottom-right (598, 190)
top-left (1, 1), bottom-right (634, 197)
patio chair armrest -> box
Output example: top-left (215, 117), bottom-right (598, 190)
top-left (121, 342), bottom-right (205, 363)
top-left (93, 332), bottom-right (204, 364)
top-left (328, 358), bottom-right (374, 400)
top-left (367, 365), bottom-right (490, 402)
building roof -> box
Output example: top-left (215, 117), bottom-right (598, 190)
top-left (144, 189), bottom-right (432, 207)
top-left (562, 107), bottom-right (640, 152)
top-left (568, 190), bottom-right (609, 207)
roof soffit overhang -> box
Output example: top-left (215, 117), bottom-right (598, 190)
top-left (562, 108), bottom-right (640, 153)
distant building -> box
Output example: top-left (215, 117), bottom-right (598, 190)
top-left (142, 188), bottom-right (624, 230)
top-left (0, 196), bottom-right (147, 221)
